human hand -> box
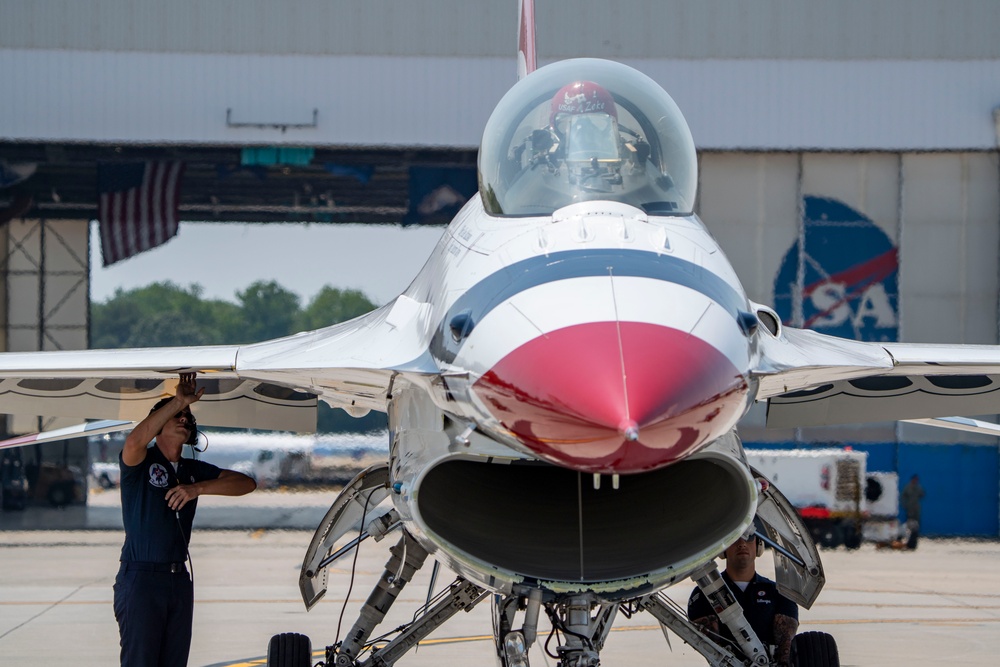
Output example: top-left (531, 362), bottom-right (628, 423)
top-left (176, 373), bottom-right (205, 407)
top-left (165, 483), bottom-right (200, 511)
top-left (691, 616), bottom-right (719, 635)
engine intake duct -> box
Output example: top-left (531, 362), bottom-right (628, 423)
top-left (418, 456), bottom-right (751, 583)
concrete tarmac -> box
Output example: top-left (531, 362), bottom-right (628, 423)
top-left (1, 490), bottom-right (999, 666)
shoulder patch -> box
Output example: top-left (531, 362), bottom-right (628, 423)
top-left (148, 463), bottom-right (170, 488)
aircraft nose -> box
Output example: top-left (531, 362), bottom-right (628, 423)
top-left (473, 321), bottom-right (748, 474)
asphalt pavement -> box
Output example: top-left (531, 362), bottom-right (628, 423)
top-left (1, 489), bottom-right (998, 666)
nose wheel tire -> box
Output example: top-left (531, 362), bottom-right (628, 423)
top-left (791, 631), bottom-right (839, 666)
top-left (267, 632), bottom-right (312, 667)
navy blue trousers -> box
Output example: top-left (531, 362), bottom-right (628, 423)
top-left (113, 563), bottom-right (193, 667)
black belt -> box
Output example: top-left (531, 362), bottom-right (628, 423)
top-left (122, 561), bottom-right (187, 573)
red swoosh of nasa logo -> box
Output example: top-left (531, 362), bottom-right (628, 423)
top-left (802, 247), bottom-right (898, 329)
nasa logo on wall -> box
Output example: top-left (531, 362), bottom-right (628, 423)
top-left (774, 196), bottom-right (898, 342)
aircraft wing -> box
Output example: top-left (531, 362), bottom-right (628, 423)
top-left (902, 416), bottom-right (1000, 438)
top-left (756, 326), bottom-right (1000, 429)
top-left (0, 345), bottom-right (320, 432)
top-left (0, 419), bottom-right (135, 451)
top-left (0, 296), bottom-right (438, 435)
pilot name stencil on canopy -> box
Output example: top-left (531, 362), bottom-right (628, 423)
top-left (774, 195), bottom-right (899, 342)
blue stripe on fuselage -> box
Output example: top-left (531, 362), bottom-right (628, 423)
top-left (430, 248), bottom-right (748, 365)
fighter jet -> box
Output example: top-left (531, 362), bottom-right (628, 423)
top-left (2, 1), bottom-right (1000, 666)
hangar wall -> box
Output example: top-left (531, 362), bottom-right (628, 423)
top-left (0, 224), bottom-right (6, 352)
top-left (5, 0), bottom-right (1000, 60)
top-left (4, 218), bottom-right (89, 356)
top-left (701, 151), bottom-right (1000, 346)
top-left (0, 217), bottom-right (91, 493)
top-left (709, 151), bottom-right (1000, 427)
top-left (3, 0), bottom-right (999, 532)
top-left (703, 150), bottom-right (1000, 535)
top-left (2, 216), bottom-right (89, 436)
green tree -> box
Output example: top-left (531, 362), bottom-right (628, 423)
top-left (296, 286), bottom-right (377, 331)
top-left (91, 282), bottom-right (242, 348)
top-left (236, 280), bottom-right (301, 342)
top-left (91, 279), bottom-right (390, 433)
top-left (124, 311), bottom-right (210, 347)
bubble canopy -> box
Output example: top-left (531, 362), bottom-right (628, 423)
top-left (478, 59), bottom-right (697, 218)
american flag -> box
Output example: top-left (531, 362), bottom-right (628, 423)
top-left (97, 161), bottom-right (185, 266)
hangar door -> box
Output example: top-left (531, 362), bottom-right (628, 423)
top-left (3, 218), bottom-right (89, 357)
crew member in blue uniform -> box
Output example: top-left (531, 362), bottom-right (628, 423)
top-left (113, 373), bottom-right (257, 667)
top-left (687, 536), bottom-right (799, 667)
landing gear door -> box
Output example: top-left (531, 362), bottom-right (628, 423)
top-left (299, 463), bottom-right (391, 610)
top-left (751, 466), bottom-right (826, 609)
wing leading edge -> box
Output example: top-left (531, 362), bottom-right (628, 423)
top-left (755, 327), bottom-right (1000, 429)
top-left (0, 345), bottom-right (317, 432)
top-left (0, 296), bottom-right (440, 436)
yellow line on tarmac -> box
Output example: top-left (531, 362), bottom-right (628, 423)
top-left (214, 625), bottom-right (692, 666)
top-left (210, 618), bottom-right (1000, 667)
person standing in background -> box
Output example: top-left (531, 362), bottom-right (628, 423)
top-left (900, 474), bottom-right (925, 550)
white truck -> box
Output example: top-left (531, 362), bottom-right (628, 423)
top-left (746, 448), bottom-right (898, 548)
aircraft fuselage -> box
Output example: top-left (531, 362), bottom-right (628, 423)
top-left (414, 197), bottom-right (757, 475)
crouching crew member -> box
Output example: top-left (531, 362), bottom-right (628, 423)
top-left (687, 536), bottom-right (799, 667)
top-left (114, 373), bottom-right (256, 667)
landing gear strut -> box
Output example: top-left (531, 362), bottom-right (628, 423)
top-left (324, 531), bottom-right (489, 667)
top-left (494, 590), bottom-right (619, 667)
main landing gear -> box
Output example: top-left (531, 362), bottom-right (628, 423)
top-left (269, 530), bottom-right (489, 667)
top-left (268, 463), bottom-right (838, 666)
top-left (268, 545), bottom-right (839, 667)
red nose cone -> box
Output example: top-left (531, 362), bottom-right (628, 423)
top-left (473, 322), bottom-right (747, 473)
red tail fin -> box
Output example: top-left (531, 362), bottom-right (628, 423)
top-left (517, 0), bottom-right (537, 80)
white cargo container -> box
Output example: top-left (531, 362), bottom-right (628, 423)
top-left (746, 449), bottom-right (898, 548)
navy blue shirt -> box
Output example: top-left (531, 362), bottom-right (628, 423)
top-left (119, 445), bottom-right (221, 563)
top-left (688, 571), bottom-right (798, 653)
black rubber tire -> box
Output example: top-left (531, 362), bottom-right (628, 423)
top-left (47, 482), bottom-right (72, 507)
top-left (841, 523), bottom-right (862, 550)
top-left (792, 631), bottom-right (840, 667)
top-left (266, 632), bottom-right (312, 667)
top-left (99, 473), bottom-right (114, 489)
top-left (7, 498), bottom-right (26, 511)
top-left (817, 523), bottom-right (843, 549)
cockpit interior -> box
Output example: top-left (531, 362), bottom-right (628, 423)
top-left (478, 58), bottom-right (698, 217)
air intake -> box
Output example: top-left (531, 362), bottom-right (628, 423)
top-left (417, 456), bottom-right (752, 583)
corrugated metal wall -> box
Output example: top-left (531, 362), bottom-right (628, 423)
top-left (700, 150), bottom-right (1000, 345)
top-left (0, 50), bottom-right (512, 147)
top-left (4, 0), bottom-right (1000, 60)
top-left (710, 150), bottom-right (1000, 536)
top-left (4, 52), bottom-right (1000, 150)
top-left (899, 153), bottom-right (1000, 344)
top-left (2, 217), bottom-right (89, 435)
top-left (3, 218), bottom-right (89, 353)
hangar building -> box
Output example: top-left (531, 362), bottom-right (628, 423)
top-left (1, 0), bottom-right (998, 534)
